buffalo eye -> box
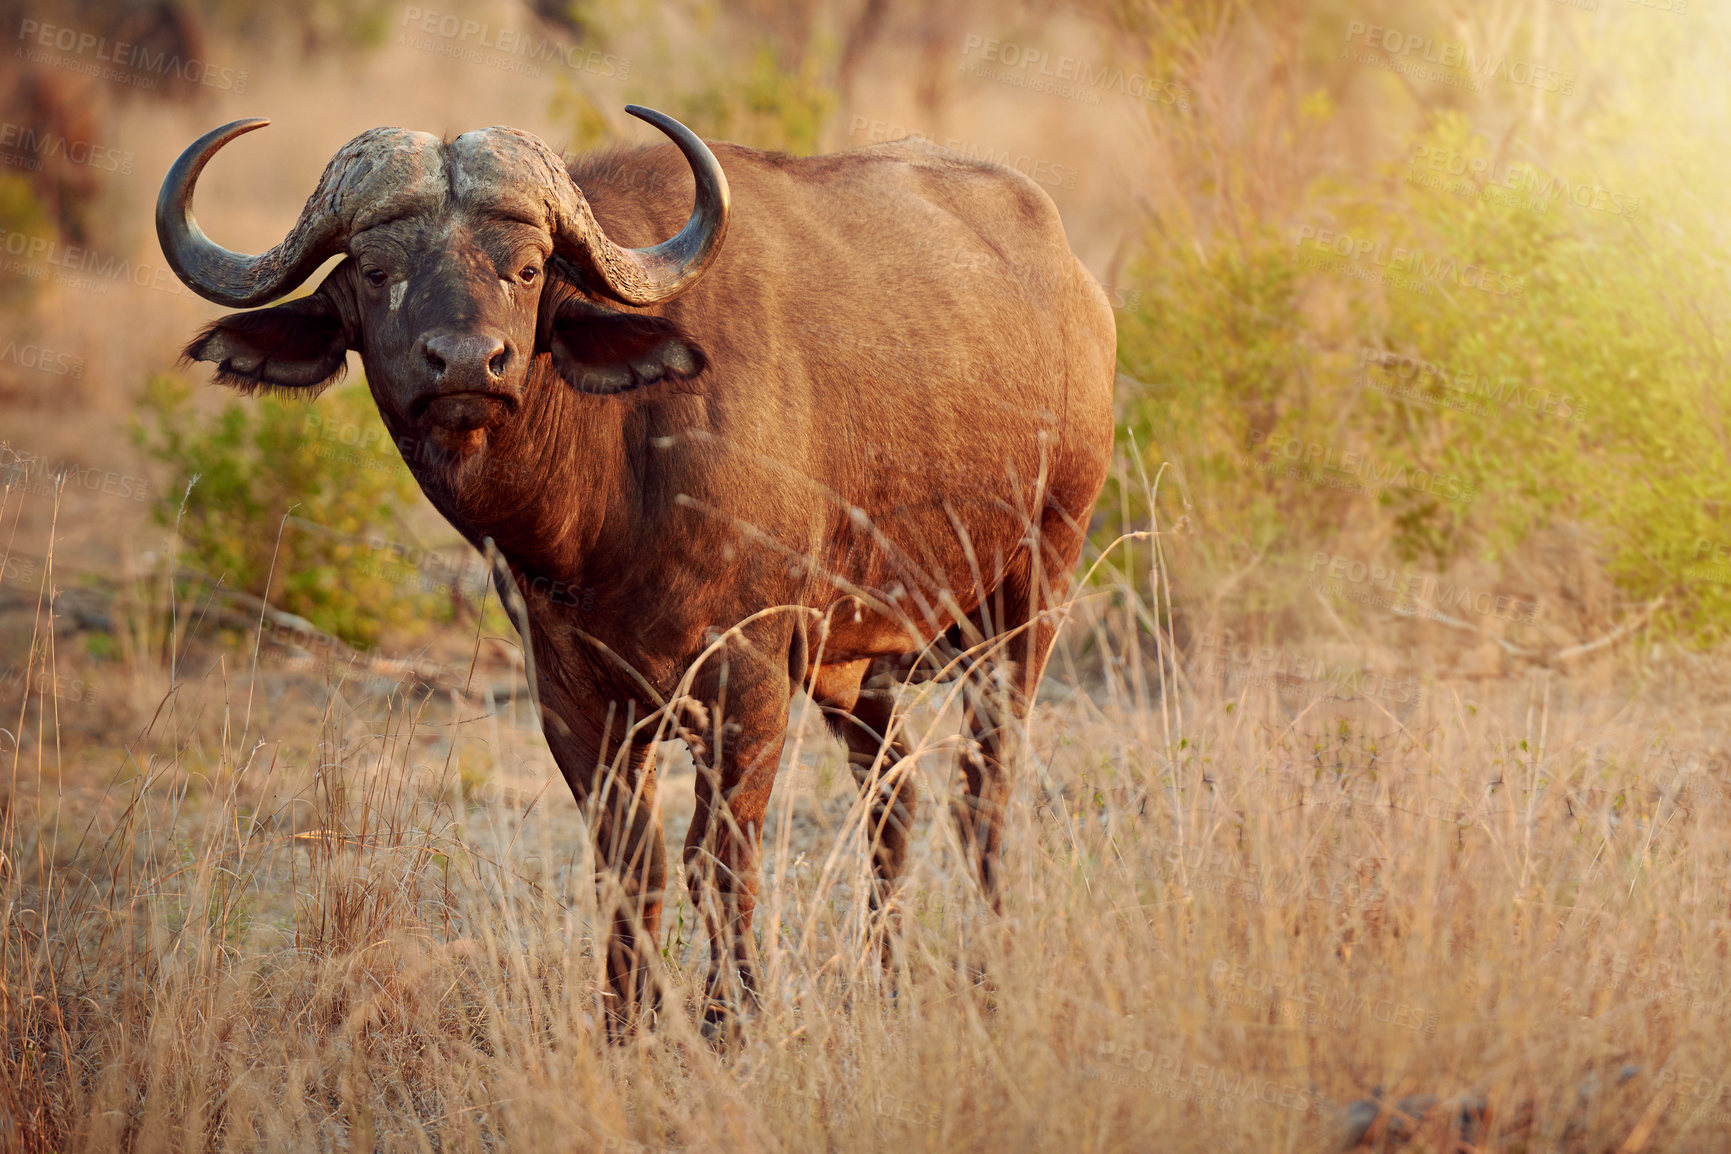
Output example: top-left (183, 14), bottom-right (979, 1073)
top-left (364, 268), bottom-right (388, 288)
top-left (518, 265), bottom-right (539, 285)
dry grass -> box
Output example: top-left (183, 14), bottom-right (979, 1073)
top-left (5, 519), bottom-right (1731, 1154)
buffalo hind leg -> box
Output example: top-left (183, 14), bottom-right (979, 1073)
top-left (953, 514), bottom-right (1079, 911)
top-left (955, 684), bottom-right (1015, 913)
top-left (821, 658), bottom-right (918, 960)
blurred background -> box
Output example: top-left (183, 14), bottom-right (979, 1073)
top-left (0, 0), bottom-right (1725, 761)
top-left (6, 0), bottom-right (1724, 750)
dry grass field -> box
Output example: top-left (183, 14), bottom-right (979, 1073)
top-left (6, 503), bottom-right (1730, 1152)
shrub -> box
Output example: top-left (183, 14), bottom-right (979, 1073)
top-left (1109, 13), bottom-right (1731, 646)
top-left (131, 373), bottom-right (471, 649)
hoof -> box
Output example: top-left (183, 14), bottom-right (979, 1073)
top-left (601, 975), bottom-right (663, 1043)
top-left (700, 998), bottom-right (742, 1046)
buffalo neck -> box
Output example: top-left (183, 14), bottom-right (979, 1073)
top-left (388, 366), bottom-right (632, 592)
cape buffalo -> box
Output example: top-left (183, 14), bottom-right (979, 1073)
top-left (158, 106), bottom-right (1115, 1035)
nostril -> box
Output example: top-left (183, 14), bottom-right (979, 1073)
top-left (422, 333), bottom-right (508, 385)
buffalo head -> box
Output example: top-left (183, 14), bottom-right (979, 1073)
top-left (158, 108), bottom-right (728, 456)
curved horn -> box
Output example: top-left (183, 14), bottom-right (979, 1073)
top-left (555, 105), bottom-right (730, 307)
top-left (158, 119), bottom-right (417, 308)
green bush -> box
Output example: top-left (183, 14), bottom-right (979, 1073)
top-left (0, 174), bottom-right (49, 306)
top-left (1110, 14), bottom-right (1731, 646)
top-left (131, 374), bottom-right (465, 649)
top-left (564, 29), bottom-right (836, 157)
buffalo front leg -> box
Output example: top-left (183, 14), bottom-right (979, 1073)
top-left (678, 646), bottom-right (791, 1036)
top-left (541, 703), bottom-right (668, 1040)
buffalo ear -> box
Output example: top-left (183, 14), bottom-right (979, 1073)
top-left (547, 295), bottom-right (707, 396)
top-left (183, 291), bottom-right (351, 395)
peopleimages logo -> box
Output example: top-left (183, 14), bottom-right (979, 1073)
top-left (1357, 347), bottom-right (1585, 423)
top-left (1208, 958), bottom-right (1439, 1037)
top-left (1190, 631), bottom-right (1425, 707)
top-left (847, 117), bottom-right (1081, 190)
top-left (959, 35), bottom-right (1190, 109)
top-left (398, 8), bottom-right (630, 79)
top-left (0, 226), bottom-right (199, 298)
top-left (1247, 428), bottom-right (1477, 503)
top-left (0, 339), bottom-right (84, 378)
top-left (0, 122), bottom-right (134, 175)
top-left (1407, 144), bottom-right (1640, 218)
top-left (16, 18), bottom-right (249, 92)
top-left (1291, 225), bottom-right (1526, 298)
top-left (1081, 1041), bottom-right (1325, 1117)
top-left (0, 446), bottom-right (150, 503)
top-left (0, 662), bottom-right (96, 706)
top-left (1340, 20), bottom-right (1575, 94)
top-left (1304, 551), bottom-right (1540, 626)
